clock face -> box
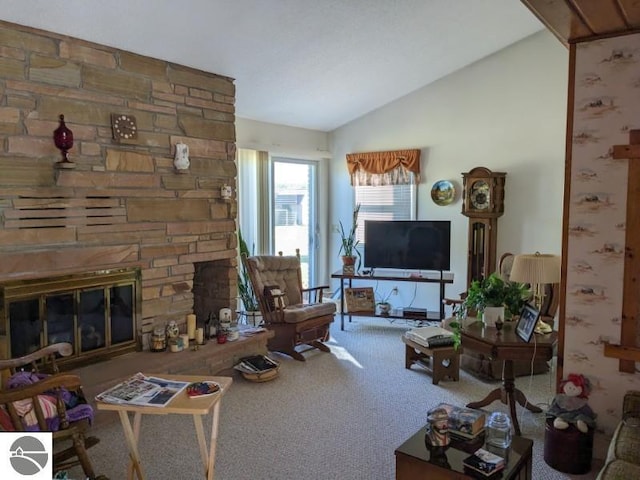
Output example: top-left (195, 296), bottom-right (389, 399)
top-left (470, 180), bottom-right (490, 210)
top-left (111, 114), bottom-right (138, 140)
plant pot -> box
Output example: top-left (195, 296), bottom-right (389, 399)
top-left (378, 303), bottom-right (392, 315)
top-left (342, 255), bottom-right (356, 275)
top-left (483, 306), bottom-right (505, 327)
top-left (238, 310), bottom-right (263, 327)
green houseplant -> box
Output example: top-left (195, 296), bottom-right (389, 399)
top-left (462, 272), bottom-right (530, 320)
top-left (338, 204), bottom-right (362, 273)
top-left (238, 229), bottom-right (259, 313)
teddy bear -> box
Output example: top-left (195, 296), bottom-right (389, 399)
top-left (546, 373), bottom-right (597, 433)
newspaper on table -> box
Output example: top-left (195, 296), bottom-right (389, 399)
top-left (95, 372), bottom-right (190, 407)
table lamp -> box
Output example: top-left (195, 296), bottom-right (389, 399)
top-left (509, 252), bottom-right (560, 334)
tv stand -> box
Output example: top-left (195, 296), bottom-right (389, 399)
top-left (330, 270), bottom-right (454, 331)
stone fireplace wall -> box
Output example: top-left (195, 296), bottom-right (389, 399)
top-left (0, 20), bottom-right (238, 346)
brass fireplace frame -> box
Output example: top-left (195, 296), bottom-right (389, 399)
top-left (0, 267), bottom-right (141, 368)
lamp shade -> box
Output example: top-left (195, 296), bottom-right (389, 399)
top-left (509, 253), bottom-right (560, 285)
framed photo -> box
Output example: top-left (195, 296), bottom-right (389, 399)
top-left (515, 303), bottom-right (540, 343)
top-left (345, 287), bottom-right (375, 313)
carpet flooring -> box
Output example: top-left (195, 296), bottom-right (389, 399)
top-left (67, 317), bottom-right (603, 479)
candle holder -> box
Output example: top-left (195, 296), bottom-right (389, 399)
top-left (53, 114), bottom-right (75, 169)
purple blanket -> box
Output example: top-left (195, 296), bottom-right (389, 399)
top-left (8, 371), bottom-right (94, 431)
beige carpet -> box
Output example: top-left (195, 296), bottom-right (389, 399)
top-left (66, 317), bottom-right (604, 479)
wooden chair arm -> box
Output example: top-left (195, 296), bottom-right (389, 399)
top-left (302, 285), bottom-right (330, 303)
top-left (0, 343), bottom-right (73, 374)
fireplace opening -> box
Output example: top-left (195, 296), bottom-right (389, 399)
top-left (0, 268), bottom-right (141, 368)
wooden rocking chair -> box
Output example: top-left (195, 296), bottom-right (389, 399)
top-left (0, 343), bottom-right (105, 479)
top-left (243, 251), bottom-right (336, 361)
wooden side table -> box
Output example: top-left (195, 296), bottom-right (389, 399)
top-left (395, 426), bottom-right (533, 480)
top-left (402, 335), bottom-right (460, 385)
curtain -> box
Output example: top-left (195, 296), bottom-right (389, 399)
top-left (346, 149), bottom-right (420, 186)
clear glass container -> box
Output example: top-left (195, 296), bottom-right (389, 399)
top-left (486, 412), bottom-right (512, 449)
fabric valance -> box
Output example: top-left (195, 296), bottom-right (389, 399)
top-left (346, 149), bottom-right (420, 186)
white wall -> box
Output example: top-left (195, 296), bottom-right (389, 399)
top-left (329, 31), bottom-right (568, 309)
top-left (236, 118), bottom-right (331, 159)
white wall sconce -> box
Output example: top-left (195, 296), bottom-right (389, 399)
top-left (221, 184), bottom-right (233, 200)
top-left (173, 142), bottom-right (190, 173)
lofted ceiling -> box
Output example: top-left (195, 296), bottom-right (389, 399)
top-left (0, 1), bottom-right (545, 132)
top-left (522, 0), bottom-right (640, 44)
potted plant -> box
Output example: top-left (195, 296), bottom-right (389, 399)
top-left (376, 290), bottom-right (393, 315)
top-left (237, 229), bottom-right (260, 324)
top-left (338, 203), bottom-right (362, 275)
top-left (462, 272), bottom-right (530, 324)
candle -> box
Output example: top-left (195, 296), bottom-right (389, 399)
top-left (187, 314), bottom-right (196, 340)
top-left (195, 327), bottom-right (204, 345)
top-left (180, 333), bottom-right (190, 350)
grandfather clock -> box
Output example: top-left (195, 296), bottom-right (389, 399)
top-left (461, 167), bottom-right (506, 288)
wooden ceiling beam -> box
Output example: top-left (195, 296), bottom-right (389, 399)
top-left (618, 0), bottom-right (640, 26)
top-left (521, 0), bottom-right (592, 45)
top-left (570, 0), bottom-right (630, 34)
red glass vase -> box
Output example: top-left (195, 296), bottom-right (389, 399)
top-left (53, 114), bottom-right (74, 164)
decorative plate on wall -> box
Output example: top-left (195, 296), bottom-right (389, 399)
top-left (431, 180), bottom-right (456, 206)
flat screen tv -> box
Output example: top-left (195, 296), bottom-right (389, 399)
top-left (364, 220), bottom-right (451, 271)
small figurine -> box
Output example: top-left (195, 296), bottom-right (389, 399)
top-left (166, 320), bottom-right (179, 341)
top-left (174, 142), bottom-right (190, 171)
top-left (425, 406), bottom-right (450, 447)
top-left (547, 373), bottom-right (597, 433)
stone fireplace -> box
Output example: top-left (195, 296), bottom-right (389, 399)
top-left (0, 21), bottom-right (238, 364)
top-left (0, 268), bottom-right (140, 367)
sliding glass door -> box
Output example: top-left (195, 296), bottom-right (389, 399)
top-left (272, 158), bottom-right (317, 288)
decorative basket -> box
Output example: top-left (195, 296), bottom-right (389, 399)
top-left (241, 366), bottom-right (279, 383)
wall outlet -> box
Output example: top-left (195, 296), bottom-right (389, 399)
top-left (392, 286), bottom-right (398, 295)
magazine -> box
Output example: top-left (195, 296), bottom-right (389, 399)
top-left (234, 355), bottom-right (279, 374)
top-left (95, 372), bottom-right (190, 407)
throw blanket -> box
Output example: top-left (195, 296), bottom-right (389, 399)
top-left (6, 371), bottom-right (94, 431)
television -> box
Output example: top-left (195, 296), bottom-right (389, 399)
top-left (364, 220), bottom-right (451, 271)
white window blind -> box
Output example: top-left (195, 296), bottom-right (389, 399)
top-left (355, 179), bottom-right (416, 244)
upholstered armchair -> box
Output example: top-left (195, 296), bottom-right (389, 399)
top-left (243, 253), bottom-right (335, 361)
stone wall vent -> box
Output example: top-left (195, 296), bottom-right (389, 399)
top-left (4, 196), bottom-right (125, 229)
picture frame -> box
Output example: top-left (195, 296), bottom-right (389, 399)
top-left (515, 303), bottom-right (540, 343)
top-left (345, 287), bottom-right (375, 313)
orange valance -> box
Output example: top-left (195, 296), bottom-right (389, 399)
top-left (346, 149), bottom-right (420, 185)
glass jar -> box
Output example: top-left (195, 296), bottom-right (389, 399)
top-left (486, 412), bottom-right (512, 449)
top-left (150, 327), bottom-right (166, 352)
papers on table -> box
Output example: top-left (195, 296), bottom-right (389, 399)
top-left (95, 372), bottom-right (190, 407)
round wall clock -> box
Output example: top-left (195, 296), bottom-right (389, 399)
top-left (111, 114), bottom-right (138, 141)
top-left (430, 180), bottom-right (455, 206)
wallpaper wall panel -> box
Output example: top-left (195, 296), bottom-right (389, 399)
top-left (566, 33), bottom-right (640, 433)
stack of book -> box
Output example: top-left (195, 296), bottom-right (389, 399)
top-left (433, 403), bottom-right (486, 440)
top-left (405, 325), bottom-right (455, 348)
top-left (234, 355), bottom-right (279, 374)
top-left (463, 448), bottom-right (505, 476)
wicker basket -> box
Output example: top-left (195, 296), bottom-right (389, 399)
top-left (241, 367), bottom-right (279, 383)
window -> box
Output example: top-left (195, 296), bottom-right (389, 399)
top-left (355, 178), bottom-right (417, 243)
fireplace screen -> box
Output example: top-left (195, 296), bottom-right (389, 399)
top-left (1, 268), bottom-right (140, 365)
